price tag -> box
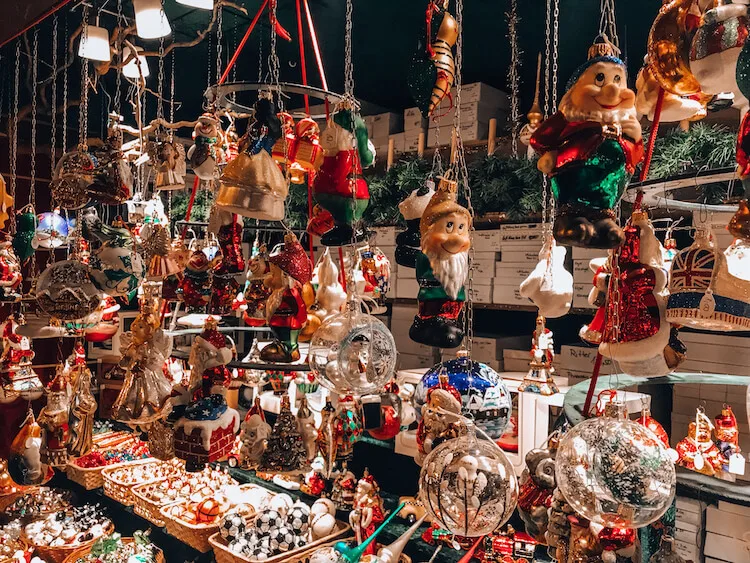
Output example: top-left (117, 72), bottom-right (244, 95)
top-left (694, 452), bottom-right (704, 471)
top-left (729, 453), bottom-right (746, 475)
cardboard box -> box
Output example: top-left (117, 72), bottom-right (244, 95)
top-left (572, 284), bottom-right (592, 309)
top-left (467, 284), bottom-right (492, 303)
top-left (492, 284), bottom-right (530, 306)
top-left (459, 82), bottom-right (510, 108)
top-left (497, 249), bottom-right (539, 264)
top-left (573, 259), bottom-right (592, 279)
top-left (718, 500), bottom-right (750, 518)
top-left (427, 120), bottom-right (489, 147)
top-left (571, 246), bottom-right (608, 261)
top-left (389, 133), bottom-right (405, 153)
top-left (398, 353), bottom-right (436, 370)
top-left (500, 223), bottom-right (543, 235)
top-left (704, 532), bottom-right (749, 563)
top-left (372, 112), bottom-right (403, 138)
top-left (473, 230), bottom-right (502, 252)
top-left (679, 330), bottom-right (750, 349)
top-left (404, 129), bottom-right (423, 152)
top-left (559, 345), bottom-right (613, 372)
top-left (371, 226), bottom-right (397, 247)
top-left (499, 230), bottom-right (544, 246)
top-left (396, 278), bottom-right (419, 298)
top-left (707, 505), bottom-right (750, 539)
top-left (403, 107), bottom-right (425, 131)
top-left (494, 264), bottom-right (533, 286)
top-left (470, 337), bottom-right (499, 363)
top-left (427, 100), bottom-right (508, 129)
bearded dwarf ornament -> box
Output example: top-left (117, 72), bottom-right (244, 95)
top-left (531, 35), bottom-right (644, 249)
top-left (409, 175), bottom-right (471, 349)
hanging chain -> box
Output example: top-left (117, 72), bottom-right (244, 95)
top-left (551, 0), bottom-right (560, 112)
top-left (79, 10), bottom-right (90, 150)
top-left (507, 0), bottom-right (521, 157)
top-left (30, 28), bottom-right (39, 201)
top-left (215, 5), bottom-right (223, 85)
top-left (62, 18), bottom-right (69, 153)
top-left (344, 0), bottom-right (355, 98)
top-left (51, 16), bottom-right (58, 172)
top-left (207, 31), bottom-right (213, 90)
top-left (257, 26), bottom-right (264, 83)
top-left (9, 40), bottom-right (20, 214)
top-left (169, 33), bottom-right (176, 139)
top-left (157, 37), bottom-right (165, 120)
top-left (599, 0), bottom-right (620, 50)
top-left (114, 0), bottom-right (123, 115)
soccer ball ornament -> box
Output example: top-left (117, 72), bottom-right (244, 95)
top-left (287, 502), bottom-right (310, 535)
top-left (418, 427), bottom-right (518, 537)
top-left (269, 525), bottom-right (295, 553)
top-left (413, 353), bottom-right (511, 439)
top-left (256, 508), bottom-right (285, 535)
top-left (309, 304), bottom-right (397, 396)
top-left (220, 512), bottom-right (246, 542)
top-left (555, 404), bottom-right (676, 529)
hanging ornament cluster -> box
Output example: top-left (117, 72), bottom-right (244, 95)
top-left (675, 405), bottom-right (744, 479)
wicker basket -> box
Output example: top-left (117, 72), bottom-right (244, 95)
top-left (131, 483), bottom-right (181, 528)
top-left (209, 523), bottom-right (350, 563)
top-left (61, 537), bottom-right (165, 563)
top-left (102, 460), bottom-right (176, 507)
top-left (23, 523), bottom-right (114, 563)
top-left (66, 461), bottom-right (123, 490)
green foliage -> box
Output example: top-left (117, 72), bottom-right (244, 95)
top-left (644, 122), bottom-right (737, 180)
top-left (363, 157), bottom-right (432, 226)
top-left (468, 155), bottom-right (544, 220)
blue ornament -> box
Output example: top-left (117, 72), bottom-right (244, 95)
top-left (413, 356), bottom-right (511, 439)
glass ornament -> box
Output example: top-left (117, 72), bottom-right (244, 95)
top-left (418, 425), bottom-right (518, 537)
top-left (309, 302), bottom-right (397, 396)
top-left (555, 405), bottom-right (676, 529)
top-left (413, 354), bottom-right (511, 439)
top-left (36, 260), bottom-right (101, 321)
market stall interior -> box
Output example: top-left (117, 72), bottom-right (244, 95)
top-left (1, 0), bottom-right (750, 561)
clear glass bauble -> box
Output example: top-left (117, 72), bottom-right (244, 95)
top-left (413, 356), bottom-right (512, 439)
top-left (555, 415), bottom-right (676, 529)
top-left (418, 431), bottom-right (518, 537)
top-left (308, 304), bottom-right (396, 396)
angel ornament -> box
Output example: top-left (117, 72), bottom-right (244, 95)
top-left (148, 137), bottom-right (187, 191)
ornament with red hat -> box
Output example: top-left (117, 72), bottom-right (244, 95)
top-left (188, 317), bottom-right (236, 401)
top-left (37, 367), bottom-right (72, 467)
top-left (187, 112), bottom-right (225, 181)
top-left (349, 468), bottom-right (385, 555)
top-left (259, 232), bottom-right (313, 363)
top-left (715, 405), bottom-right (743, 477)
top-left (0, 236), bottom-right (23, 302)
top-left (0, 315), bottom-right (42, 401)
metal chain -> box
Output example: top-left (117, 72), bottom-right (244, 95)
top-left (51, 16), bottom-right (58, 171)
top-left (257, 27), bottom-right (264, 83)
top-left (157, 37), bottom-right (165, 120)
top-left (30, 28), bottom-right (39, 202)
top-left (9, 40), bottom-right (20, 208)
top-left (62, 18), bottom-right (69, 153)
top-left (79, 10), bottom-right (90, 150)
top-left (169, 33), bottom-right (175, 139)
top-left (507, 0), bottom-right (521, 157)
top-left (344, 0), bottom-right (354, 97)
top-left (114, 0), bottom-right (123, 115)
top-left (215, 5), bottom-right (223, 85)
top-left (270, 1), bottom-right (281, 98)
top-left (207, 31), bottom-right (213, 90)
top-left (551, 0), bottom-right (560, 112)
top-left (543, 0), bottom-right (551, 118)
top-left (599, 0), bottom-right (620, 50)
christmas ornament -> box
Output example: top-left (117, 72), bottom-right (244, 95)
top-left (312, 248), bottom-right (347, 322)
top-left (519, 315), bottom-right (559, 395)
top-left (367, 383), bottom-right (402, 441)
top-left (237, 398), bottom-right (271, 469)
top-left (313, 107), bottom-right (375, 246)
top-left (88, 114), bottom-right (133, 205)
top-left (38, 367), bottom-right (72, 467)
top-left (272, 112), bottom-right (296, 167)
top-left (259, 395), bottom-right (307, 472)
top-left (296, 397), bottom-right (319, 463)
top-left (330, 463), bottom-right (357, 511)
top-left (675, 408), bottom-right (724, 476)
top-left (8, 410), bottom-right (49, 486)
top-left (84, 296), bottom-right (121, 342)
top-left (148, 137), bottom-right (187, 190)
top-left (110, 294), bottom-right (174, 427)
top-left (649, 535), bottom-right (686, 563)
top-left (598, 526), bottom-right (637, 563)
top-left (87, 215), bottom-right (146, 298)
top-left (414, 353), bottom-right (512, 440)
top-left (148, 418), bottom-right (175, 461)
top-left (715, 405), bottom-right (743, 476)
top-left (555, 402), bottom-right (676, 528)
top-left (0, 315), bottom-right (43, 401)
top-left (396, 180), bottom-right (436, 268)
top-left (415, 372), bottom-right (464, 465)
top-left (407, 0), bottom-right (458, 117)
top-left (530, 34), bottom-right (644, 249)
top-left (349, 470), bottom-right (385, 553)
top-left (174, 394), bottom-right (240, 471)
top-left (358, 246), bottom-right (391, 315)
top-left (142, 223), bottom-right (183, 280)
top-left (598, 206), bottom-right (682, 376)
top-left (635, 59), bottom-right (705, 123)
top-left (410, 174), bottom-right (471, 348)
top-left (518, 441), bottom-right (558, 544)
top-left (178, 242), bottom-right (222, 313)
top-left (13, 205), bottom-right (37, 262)
top-left (307, 204), bottom-right (335, 237)
top-left (0, 173), bottom-right (13, 230)
top-left (291, 118), bottom-right (325, 176)
top-left (187, 316), bottom-right (234, 401)
top-left (260, 233), bottom-right (312, 362)
top-left (67, 351), bottom-right (97, 458)
top-left (32, 209), bottom-right (70, 250)
top-left (212, 213), bottom-right (245, 276)
top-left (667, 227), bottom-right (750, 331)
top-left (308, 300), bottom-right (397, 396)
top-left (519, 239), bottom-right (573, 318)
top-left (299, 282), bottom-right (321, 342)
top-left (333, 502), bottom-right (407, 563)
top-left (238, 243), bottom-right (272, 327)
top-left (50, 148), bottom-right (96, 210)
top-left (187, 113), bottom-right (225, 180)
top-left (418, 423), bottom-right (518, 537)
top-left (728, 200), bottom-right (750, 242)
top-left (0, 237), bottom-right (22, 302)
top-left (218, 98), bottom-right (287, 221)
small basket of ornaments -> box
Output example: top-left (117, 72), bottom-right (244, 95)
top-left (102, 458), bottom-right (183, 507)
top-left (1, 487), bottom-right (73, 522)
top-left (63, 530), bottom-right (163, 563)
top-left (0, 520), bottom-right (32, 563)
top-left (160, 484), bottom-right (268, 553)
top-left (22, 505), bottom-right (113, 563)
top-left (66, 437), bottom-right (150, 490)
top-left (209, 495), bottom-right (349, 563)
top-left (132, 465), bottom-right (238, 527)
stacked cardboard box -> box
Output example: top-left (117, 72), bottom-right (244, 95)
top-left (390, 304), bottom-right (436, 369)
top-left (677, 330), bottom-right (750, 377)
top-left (571, 246), bottom-right (606, 310)
top-left (675, 496), bottom-right (704, 563)
top-left (704, 501), bottom-right (750, 563)
top-left (493, 224), bottom-right (543, 306)
top-left (363, 112), bottom-right (404, 157)
top-left (443, 335), bottom-right (529, 373)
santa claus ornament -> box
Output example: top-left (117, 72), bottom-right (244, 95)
top-left (675, 407), bottom-right (725, 477)
top-left (519, 315), bottom-right (559, 395)
top-left (188, 317), bottom-right (235, 401)
top-left (715, 405), bottom-right (744, 477)
top-left (349, 470), bottom-right (385, 554)
top-left (0, 238), bottom-right (23, 303)
top-left (531, 34), bottom-right (644, 249)
top-left (410, 174), bottom-right (471, 349)
top-left (0, 316), bottom-right (43, 401)
top-left (313, 106), bottom-right (376, 246)
top-left (260, 233), bottom-right (313, 363)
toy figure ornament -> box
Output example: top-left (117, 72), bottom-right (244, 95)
top-left (148, 138), bottom-right (187, 191)
top-left (188, 113), bottom-right (225, 180)
top-left (188, 317), bottom-right (235, 401)
top-left (0, 238), bottom-right (23, 302)
top-left (410, 175), bottom-right (471, 349)
top-left (519, 238), bottom-right (573, 318)
top-left (396, 180), bottom-right (436, 268)
top-left (38, 368), bottom-right (72, 467)
top-left (349, 470), bottom-right (385, 554)
top-left (531, 34), bottom-right (644, 249)
top-left (519, 316), bottom-right (560, 395)
top-left (239, 398), bottom-right (272, 468)
top-left (313, 248), bottom-right (347, 322)
top-left (7, 410), bottom-right (49, 486)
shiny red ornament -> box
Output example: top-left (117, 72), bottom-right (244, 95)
top-left (368, 404), bottom-right (401, 441)
top-left (598, 526), bottom-right (636, 552)
top-left (637, 414), bottom-right (670, 447)
top-left (269, 233), bottom-right (312, 284)
top-left (214, 218), bottom-right (245, 275)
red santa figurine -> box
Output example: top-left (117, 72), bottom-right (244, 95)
top-left (259, 233), bottom-right (313, 363)
top-left (349, 469), bottom-right (385, 555)
top-left (188, 317), bottom-right (235, 401)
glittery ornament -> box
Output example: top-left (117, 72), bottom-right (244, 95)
top-left (32, 209), bottom-right (70, 250)
top-left (13, 206), bottom-right (37, 262)
top-left (38, 368), bottom-right (72, 467)
top-left (36, 260), bottom-right (101, 321)
top-left (67, 357), bottom-right (97, 458)
top-left (50, 149), bottom-right (95, 210)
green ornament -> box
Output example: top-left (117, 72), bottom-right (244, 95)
top-left (13, 211), bottom-right (37, 262)
top-left (332, 110), bottom-right (375, 167)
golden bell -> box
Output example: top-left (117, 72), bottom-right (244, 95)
top-left (647, 0), bottom-right (702, 96)
top-left (216, 150), bottom-right (288, 221)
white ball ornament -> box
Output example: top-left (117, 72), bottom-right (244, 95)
top-left (269, 493), bottom-right (294, 516)
top-left (311, 498), bottom-right (336, 517)
top-left (310, 512), bottom-right (336, 540)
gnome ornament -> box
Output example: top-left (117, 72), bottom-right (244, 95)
top-left (38, 368), bottom-right (72, 467)
top-left (531, 34), bottom-right (644, 249)
top-left (519, 238), bottom-right (573, 318)
top-left (260, 233), bottom-right (313, 363)
top-left (313, 108), bottom-right (376, 246)
top-left (410, 175), bottom-right (471, 349)
top-left (188, 317), bottom-right (235, 401)
top-left (349, 470), bottom-right (385, 553)
top-left (240, 243), bottom-right (272, 327)
top-left (188, 113), bottom-right (225, 180)
top-left (396, 180), bottom-right (436, 268)
top-left (239, 397), bottom-right (272, 468)
top-left (518, 442), bottom-right (558, 543)
top-left (415, 373), bottom-right (464, 465)
top-left (8, 410), bottom-right (49, 486)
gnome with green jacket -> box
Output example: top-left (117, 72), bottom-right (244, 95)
top-left (313, 106), bottom-right (376, 246)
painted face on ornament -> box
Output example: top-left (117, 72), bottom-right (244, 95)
top-left (423, 211), bottom-right (471, 256)
top-left (196, 118), bottom-right (219, 138)
top-left (567, 62), bottom-right (636, 117)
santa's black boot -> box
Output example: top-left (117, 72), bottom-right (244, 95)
top-left (590, 217), bottom-right (625, 249)
top-left (553, 214), bottom-right (594, 247)
top-left (409, 316), bottom-right (464, 349)
top-left (321, 223), bottom-right (372, 247)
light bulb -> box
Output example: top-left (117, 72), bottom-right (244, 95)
top-left (176, 0), bottom-right (214, 9)
top-left (78, 24), bottom-right (111, 62)
top-left (133, 0), bottom-right (171, 39)
top-left (122, 46), bottom-right (150, 79)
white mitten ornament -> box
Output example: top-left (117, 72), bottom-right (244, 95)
top-left (519, 239), bottom-right (573, 318)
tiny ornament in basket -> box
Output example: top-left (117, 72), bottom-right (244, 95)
top-left (64, 530), bottom-right (162, 563)
top-left (174, 394), bottom-right (240, 472)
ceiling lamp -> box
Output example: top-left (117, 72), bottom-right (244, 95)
top-left (78, 23), bottom-right (111, 62)
top-left (133, 0), bottom-right (171, 39)
top-left (122, 45), bottom-right (150, 79)
top-left (176, 0), bottom-right (214, 10)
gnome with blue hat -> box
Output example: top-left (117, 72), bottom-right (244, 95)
top-left (531, 34), bottom-right (644, 249)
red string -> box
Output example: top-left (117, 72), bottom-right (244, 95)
top-left (307, 172), bottom-right (316, 264)
top-left (180, 176), bottom-right (201, 239)
top-left (218, 0), bottom-right (270, 85)
top-left (425, 2), bottom-right (438, 58)
top-left (295, 0), bottom-right (310, 114)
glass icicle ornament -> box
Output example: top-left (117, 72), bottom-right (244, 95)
top-left (418, 421), bottom-right (518, 537)
top-left (555, 401), bottom-right (676, 529)
top-left (309, 290), bottom-right (397, 396)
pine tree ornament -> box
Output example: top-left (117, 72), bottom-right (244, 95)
top-left (259, 395), bottom-right (307, 473)
top-left (531, 34), bottom-right (644, 249)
